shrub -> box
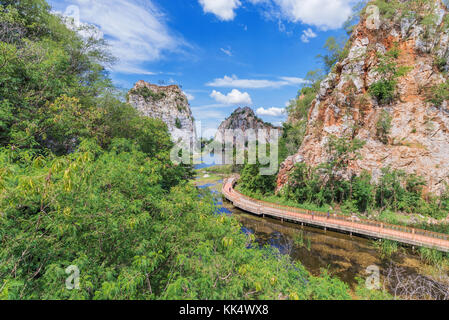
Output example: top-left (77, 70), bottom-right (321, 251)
top-left (375, 240), bottom-right (399, 259)
top-left (434, 56), bottom-right (447, 72)
top-left (369, 45), bottom-right (411, 105)
top-left (427, 81), bottom-right (449, 107)
top-left (175, 117), bottom-right (182, 129)
top-left (239, 162), bottom-right (276, 195)
top-left (130, 86), bottom-right (166, 102)
top-left (369, 79), bottom-right (397, 104)
top-left (376, 109), bottom-right (393, 144)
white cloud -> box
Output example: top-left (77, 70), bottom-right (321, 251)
top-left (248, 0), bottom-right (353, 30)
top-left (279, 76), bottom-right (309, 85)
top-left (198, 0), bottom-right (242, 21)
top-left (256, 107), bottom-right (286, 117)
top-left (199, 0), bottom-right (353, 30)
top-left (206, 75), bottom-right (308, 89)
top-left (300, 27), bottom-right (317, 43)
top-left (64, 0), bottom-right (187, 75)
top-left (183, 92), bottom-right (195, 101)
top-left (220, 47), bottom-right (233, 56)
top-left (210, 89), bottom-right (253, 105)
top-left (271, 0), bottom-right (353, 30)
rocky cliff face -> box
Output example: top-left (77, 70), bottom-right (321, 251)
top-left (128, 80), bottom-right (197, 143)
top-left (278, 0), bottom-right (449, 195)
top-left (215, 107), bottom-right (281, 144)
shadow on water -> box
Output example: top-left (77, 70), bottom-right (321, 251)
top-left (228, 202), bottom-right (431, 288)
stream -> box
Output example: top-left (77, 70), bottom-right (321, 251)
top-left (194, 164), bottom-right (447, 297)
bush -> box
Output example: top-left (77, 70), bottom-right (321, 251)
top-left (434, 56), bottom-right (447, 72)
top-left (374, 240), bottom-right (399, 259)
top-left (369, 45), bottom-right (411, 105)
top-left (283, 162), bottom-right (447, 218)
top-left (376, 110), bottom-right (393, 144)
top-left (239, 162), bottom-right (276, 195)
top-left (175, 117), bottom-right (182, 129)
top-left (129, 86), bottom-right (166, 102)
top-left (427, 81), bottom-right (449, 107)
top-left (369, 79), bottom-right (397, 104)
top-left (278, 121), bottom-right (307, 162)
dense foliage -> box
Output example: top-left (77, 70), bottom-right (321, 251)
top-left (0, 0), bottom-right (357, 300)
top-left (284, 163), bottom-right (449, 218)
top-left (0, 142), bottom-right (354, 299)
top-left (239, 161), bottom-right (277, 196)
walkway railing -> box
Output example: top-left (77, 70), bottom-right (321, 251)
top-left (222, 178), bottom-right (449, 253)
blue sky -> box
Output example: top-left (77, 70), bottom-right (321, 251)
top-left (49, 0), bottom-right (354, 133)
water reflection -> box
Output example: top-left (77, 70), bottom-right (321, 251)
top-left (196, 177), bottom-right (440, 293)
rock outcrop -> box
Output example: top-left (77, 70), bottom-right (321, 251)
top-left (128, 80), bottom-right (197, 143)
top-left (215, 107), bottom-right (281, 144)
top-left (277, 0), bottom-right (449, 195)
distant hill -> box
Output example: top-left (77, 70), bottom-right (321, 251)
top-left (215, 107), bottom-right (281, 144)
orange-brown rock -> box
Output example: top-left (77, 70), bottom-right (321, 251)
top-left (277, 0), bottom-right (449, 196)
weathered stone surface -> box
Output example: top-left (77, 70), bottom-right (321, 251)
top-left (277, 1), bottom-right (449, 196)
top-left (128, 80), bottom-right (197, 144)
top-left (215, 107), bottom-right (281, 144)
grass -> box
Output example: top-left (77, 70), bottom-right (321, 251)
top-left (418, 247), bottom-right (449, 266)
top-left (194, 172), bottom-right (222, 185)
top-left (373, 239), bottom-right (399, 259)
top-left (202, 164), bottom-right (233, 175)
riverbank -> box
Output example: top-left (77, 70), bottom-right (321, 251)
top-left (194, 169), bottom-right (449, 300)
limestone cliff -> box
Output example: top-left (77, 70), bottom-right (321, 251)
top-left (215, 107), bottom-right (281, 144)
top-left (278, 0), bottom-right (449, 195)
top-left (128, 80), bottom-right (197, 143)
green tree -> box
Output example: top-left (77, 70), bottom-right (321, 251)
top-left (239, 161), bottom-right (276, 195)
top-left (317, 37), bottom-right (347, 73)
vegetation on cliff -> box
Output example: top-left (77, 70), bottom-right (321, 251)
top-left (241, 0), bottom-right (449, 229)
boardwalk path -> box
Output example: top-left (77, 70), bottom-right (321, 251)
top-left (222, 177), bottom-right (449, 253)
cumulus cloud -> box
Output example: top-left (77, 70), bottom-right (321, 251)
top-left (267, 0), bottom-right (353, 30)
top-left (210, 89), bottom-right (253, 105)
top-left (198, 0), bottom-right (353, 29)
top-left (62, 0), bottom-right (187, 75)
top-left (247, 0), bottom-right (353, 30)
top-left (206, 75), bottom-right (308, 89)
top-left (300, 27), bottom-right (317, 43)
top-left (256, 107), bottom-right (286, 116)
top-left (198, 0), bottom-right (242, 21)
top-left (183, 92), bottom-right (195, 101)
